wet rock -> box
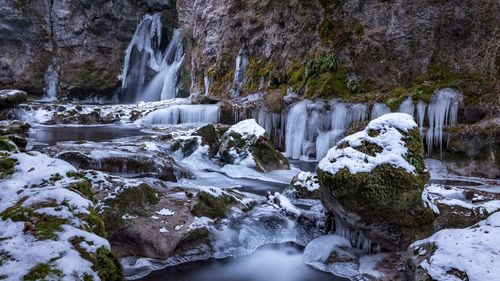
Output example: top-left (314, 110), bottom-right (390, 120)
top-left (219, 119), bottom-right (289, 172)
top-left (0, 120), bottom-right (31, 150)
top-left (439, 118), bottom-right (500, 179)
top-left (0, 90), bottom-right (27, 109)
top-left (46, 140), bottom-right (192, 181)
top-left (318, 113), bottom-right (434, 251)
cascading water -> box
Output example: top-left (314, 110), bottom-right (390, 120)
top-left (426, 88), bottom-right (460, 154)
top-left (370, 103), bottom-right (391, 119)
top-left (118, 14), bottom-right (183, 103)
top-left (139, 104), bottom-right (221, 125)
top-left (43, 62), bottom-right (58, 101)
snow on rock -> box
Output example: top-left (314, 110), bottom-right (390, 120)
top-left (286, 171), bottom-right (320, 199)
top-left (318, 113), bottom-right (418, 175)
top-left (156, 208), bottom-right (175, 216)
top-left (0, 150), bottom-right (120, 280)
top-left (266, 192), bottom-right (302, 216)
top-left (220, 119), bottom-right (289, 172)
top-left (226, 119), bottom-right (266, 139)
top-left (408, 212), bottom-right (500, 281)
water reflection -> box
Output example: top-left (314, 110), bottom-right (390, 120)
top-left (30, 125), bottom-right (150, 146)
top-left (138, 243), bottom-right (345, 281)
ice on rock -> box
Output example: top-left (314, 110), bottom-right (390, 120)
top-left (318, 113), bottom-right (418, 175)
top-left (303, 235), bottom-right (359, 278)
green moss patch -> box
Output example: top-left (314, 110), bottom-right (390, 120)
top-left (191, 191), bottom-right (237, 219)
top-left (0, 154), bottom-right (16, 179)
top-left (102, 184), bottom-right (159, 233)
top-left (69, 179), bottom-right (94, 201)
top-left (195, 124), bottom-right (219, 157)
top-left (288, 54), bottom-right (354, 100)
top-left (23, 263), bottom-right (62, 281)
top-left (0, 138), bottom-right (17, 152)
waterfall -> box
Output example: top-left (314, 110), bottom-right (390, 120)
top-left (118, 14), bottom-right (183, 103)
top-left (204, 76), bottom-right (211, 96)
top-left (139, 104), bottom-right (220, 125)
top-left (426, 88), bottom-right (460, 154)
top-left (371, 103), bottom-right (391, 119)
top-left (43, 62), bottom-right (58, 101)
top-left (398, 96), bottom-right (415, 116)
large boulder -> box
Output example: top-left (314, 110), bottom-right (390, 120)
top-left (406, 212), bottom-right (500, 281)
top-left (0, 89), bottom-right (27, 109)
top-left (219, 119), bottom-right (289, 172)
top-left (317, 113), bottom-right (434, 251)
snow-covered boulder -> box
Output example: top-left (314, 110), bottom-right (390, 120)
top-left (317, 113), bottom-right (434, 251)
top-left (286, 171), bottom-right (320, 199)
top-left (219, 119), bottom-right (289, 172)
top-left (406, 212), bottom-right (500, 281)
top-left (0, 150), bottom-right (122, 280)
top-left (0, 89), bottom-right (27, 109)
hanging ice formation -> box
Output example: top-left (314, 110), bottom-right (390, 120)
top-left (231, 47), bottom-right (249, 98)
top-left (118, 14), bottom-right (183, 103)
top-left (43, 62), bottom-right (59, 101)
top-left (233, 88), bottom-right (460, 161)
top-left (371, 103), bottom-right (391, 119)
top-left (425, 88), bottom-right (460, 154)
top-left (284, 100), bottom-right (368, 160)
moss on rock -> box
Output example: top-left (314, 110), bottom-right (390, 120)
top-left (191, 191), bottom-right (237, 219)
top-left (194, 124), bottom-right (219, 157)
top-left (23, 263), bottom-right (62, 281)
top-left (317, 118), bottom-right (434, 251)
top-left (102, 184), bottom-right (159, 233)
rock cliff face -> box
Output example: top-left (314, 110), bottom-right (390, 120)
top-left (0, 0), bottom-right (497, 99)
top-left (177, 0), bottom-right (498, 96)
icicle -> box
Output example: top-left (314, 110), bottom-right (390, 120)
top-left (371, 103), bottom-right (391, 119)
top-left (334, 218), bottom-right (372, 254)
top-left (204, 76), bottom-right (211, 96)
top-left (231, 47), bottom-right (249, 98)
top-left (349, 104), bottom-right (368, 123)
top-left (426, 88), bottom-right (460, 154)
top-left (285, 100), bottom-right (311, 159)
top-left (416, 101), bottom-right (427, 135)
top-left (140, 104), bottom-right (220, 125)
top-left (43, 62), bottom-right (59, 101)
top-left (398, 96), bottom-right (415, 117)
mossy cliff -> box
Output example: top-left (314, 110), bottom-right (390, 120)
top-left (317, 114), bottom-right (435, 251)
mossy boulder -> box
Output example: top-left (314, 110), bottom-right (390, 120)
top-left (219, 119), bottom-right (289, 172)
top-left (317, 113), bottom-right (434, 251)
